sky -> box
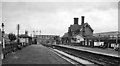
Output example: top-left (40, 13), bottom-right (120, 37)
top-left (0, 0), bottom-right (119, 36)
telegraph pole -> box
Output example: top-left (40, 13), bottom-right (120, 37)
top-left (116, 31), bottom-right (119, 49)
top-left (17, 24), bottom-right (20, 43)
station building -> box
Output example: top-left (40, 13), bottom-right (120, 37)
top-left (62, 16), bottom-right (94, 46)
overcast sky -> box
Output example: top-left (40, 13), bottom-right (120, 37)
top-left (1, 0), bottom-right (119, 36)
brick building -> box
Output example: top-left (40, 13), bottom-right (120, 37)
top-left (68, 16), bottom-right (93, 37)
top-left (62, 16), bottom-right (94, 44)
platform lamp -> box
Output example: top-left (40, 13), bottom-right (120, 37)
top-left (99, 34), bottom-right (101, 42)
top-left (1, 23), bottom-right (5, 59)
top-left (98, 34), bottom-right (101, 47)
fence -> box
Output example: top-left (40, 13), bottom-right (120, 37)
top-left (2, 42), bottom-right (18, 55)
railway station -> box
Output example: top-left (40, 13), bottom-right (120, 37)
top-left (1, 16), bottom-right (119, 66)
top-left (62, 16), bottom-right (120, 50)
top-left (1, 1), bottom-right (120, 66)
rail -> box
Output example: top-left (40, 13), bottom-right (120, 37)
top-left (51, 45), bottom-right (120, 66)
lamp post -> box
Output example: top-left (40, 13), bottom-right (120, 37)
top-left (1, 23), bottom-right (5, 59)
top-left (99, 34), bottom-right (100, 42)
top-left (116, 31), bottom-right (118, 44)
top-left (99, 34), bottom-right (101, 47)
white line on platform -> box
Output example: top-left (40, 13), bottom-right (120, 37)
top-left (53, 49), bottom-right (94, 64)
top-left (49, 48), bottom-right (78, 64)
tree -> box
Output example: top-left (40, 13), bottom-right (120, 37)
top-left (8, 33), bottom-right (16, 41)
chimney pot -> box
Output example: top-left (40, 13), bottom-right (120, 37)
top-left (81, 16), bottom-right (85, 25)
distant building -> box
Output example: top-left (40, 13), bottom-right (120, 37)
top-left (19, 34), bottom-right (31, 44)
top-left (19, 31), bottom-right (32, 45)
top-left (35, 35), bottom-right (60, 44)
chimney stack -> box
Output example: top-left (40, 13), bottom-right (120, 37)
top-left (25, 30), bottom-right (28, 35)
top-left (74, 18), bottom-right (79, 25)
top-left (81, 16), bottom-right (85, 25)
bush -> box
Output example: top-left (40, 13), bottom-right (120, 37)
top-left (8, 33), bottom-right (16, 41)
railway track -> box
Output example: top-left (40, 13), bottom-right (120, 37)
top-left (50, 48), bottom-right (99, 66)
top-left (50, 45), bottom-right (120, 66)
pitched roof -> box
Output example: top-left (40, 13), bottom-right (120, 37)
top-left (69, 23), bottom-right (93, 32)
top-left (82, 23), bottom-right (94, 32)
top-left (70, 24), bottom-right (81, 32)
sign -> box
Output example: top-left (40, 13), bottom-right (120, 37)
top-left (94, 42), bottom-right (104, 46)
top-left (20, 38), bottom-right (25, 42)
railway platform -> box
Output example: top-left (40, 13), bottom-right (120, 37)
top-left (57, 44), bottom-right (120, 58)
top-left (2, 44), bottom-right (73, 65)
